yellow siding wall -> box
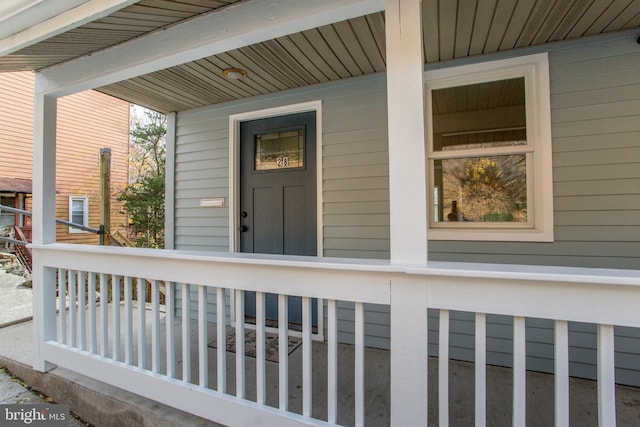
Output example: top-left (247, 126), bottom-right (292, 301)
top-left (0, 71), bottom-right (33, 179)
top-left (0, 71), bottom-right (130, 244)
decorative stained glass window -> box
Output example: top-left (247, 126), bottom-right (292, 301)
top-left (255, 129), bottom-right (304, 171)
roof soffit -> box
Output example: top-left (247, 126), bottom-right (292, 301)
top-left (0, 0), bottom-right (638, 113)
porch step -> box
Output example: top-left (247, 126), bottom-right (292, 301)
top-left (0, 356), bottom-right (224, 427)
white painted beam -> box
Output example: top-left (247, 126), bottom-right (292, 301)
top-left (0, 0), bottom-right (137, 57)
top-left (385, 0), bottom-right (428, 265)
top-left (36, 0), bottom-right (385, 97)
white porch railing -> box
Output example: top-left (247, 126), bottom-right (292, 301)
top-left (31, 244), bottom-right (640, 426)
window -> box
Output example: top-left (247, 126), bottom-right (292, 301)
top-left (0, 196), bottom-right (15, 227)
top-left (255, 128), bottom-right (304, 171)
top-left (69, 196), bottom-right (89, 233)
top-left (425, 53), bottom-right (553, 241)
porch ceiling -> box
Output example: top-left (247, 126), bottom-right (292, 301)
top-left (0, 0), bottom-right (638, 113)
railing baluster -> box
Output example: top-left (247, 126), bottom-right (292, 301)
top-left (475, 312), bottom-right (486, 427)
top-left (439, 309), bottom-right (450, 427)
top-left (58, 269), bottom-right (67, 344)
top-left (181, 283), bottom-right (191, 383)
top-left (124, 276), bottom-right (133, 365)
top-left (78, 271), bottom-right (86, 351)
top-left (89, 273), bottom-right (97, 353)
top-left (165, 282), bottom-right (175, 378)
top-left (137, 278), bottom-right (146, 369)
top-left (68, 270), bottom-right (76, 347)
top-left (216, 287), bottom-right (226, 393)
top-left (152, 280), bottom-right (160, 373)
top-left (256, 291), bottom-right (266, 404)
top-left (598, 324), bottom-right (616, 427)
top-left (302, 296), bottom-right (312, 417)
top-left (198, 285), bottom-right (208, 388)
top-left (513, 316), bottom-right (526, 426)
top-left (235, 290), bottom-right (245, 398)
top-left (355, 301), bottom-right (365, 427)
top-left (112, 275), bottom-right (121, 362)
top-left (327, 299), bottom-right (337, 422)
top-left (554, 320), bottom-right (569, 427)
top-left (279, 294), bottom-right (289, 411)
top-left (100, 273), bottom-right (109, 357)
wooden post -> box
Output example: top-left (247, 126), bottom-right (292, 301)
top-left (100, 148), bottom-right (111, 246)
top-left (385, 0), bottom-right (428, 265)
top-left (32, 92), bottom-right (58, 372)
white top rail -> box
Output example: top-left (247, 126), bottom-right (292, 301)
top-left (31, 243), bottom-right (640, 320)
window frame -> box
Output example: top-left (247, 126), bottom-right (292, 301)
top-left (425, 53), bottom-right (554, 242)
top-left (68, 195), bottom-right (89, 234)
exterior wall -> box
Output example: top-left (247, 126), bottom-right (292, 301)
top-left (173, 75), bottom-right (390, 337)
top-left (425, 32), bottom-right (640, 387)
top-left (173, 74), bottom-right (390, 258)
top-left (0, 71), bottom-right (130, 243)
top-left (0, 72), bottom-right (33, 180)
top-left (428, 35), bottom-right (640, 270)
top-left (171, 32), bottom-right (640, 385)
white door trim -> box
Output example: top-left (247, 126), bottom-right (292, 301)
top-left (228, 100), bottom-right (323, 255)
top-left (227, 100), bottom-right (324, 339)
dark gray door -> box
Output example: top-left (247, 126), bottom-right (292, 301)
top-left (240, 111), bottom-right (317, 326)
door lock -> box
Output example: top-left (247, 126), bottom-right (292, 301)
top-left (239, 225), bottom-right (249, 232)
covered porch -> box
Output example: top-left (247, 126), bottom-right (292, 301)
top-left (0, 0), bottom-right (639, 426)
top-left (26, 243), bottom-right (640, 426)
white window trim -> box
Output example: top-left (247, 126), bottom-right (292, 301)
top-left (425, 53), bottom-right (554, 242)
top-left (68, 195), bottom-right (89, 234)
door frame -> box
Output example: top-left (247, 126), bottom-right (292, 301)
top-left (228, 100), bottom-right (324, 339)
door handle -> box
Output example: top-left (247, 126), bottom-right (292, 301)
top-left (239, 225), bottom-right (249, 232)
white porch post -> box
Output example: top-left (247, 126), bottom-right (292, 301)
top-left (386, 0), bottom-right (429, 426)
top-left (32, 90), bottom-right (58, 372)
top-left (164, 112), bottom-right (177, 250)
top-left (385, 0), bottom-right (428, 265)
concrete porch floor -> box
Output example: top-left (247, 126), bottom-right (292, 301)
top-left (0, 307), bottom-right (639, 426)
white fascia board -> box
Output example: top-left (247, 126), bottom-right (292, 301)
top-left (35, 0), bottom-right (385, 97)
top-left (0, 0), bottom-right (86, 39)
top-left (0, 0), bottom-right (137, 57)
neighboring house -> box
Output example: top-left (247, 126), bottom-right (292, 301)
top-left (0, 1), bottom-right (638, 426)
top-left (0, 71), bottom-right (130, 245)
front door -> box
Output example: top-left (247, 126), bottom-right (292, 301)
top-left (239, 111), bottom-right (317, 327)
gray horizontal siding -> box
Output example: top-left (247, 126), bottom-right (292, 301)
top-left (173, 75), bottom-right (390, 333)
top-left (429, 33), bottom-right (640, 270)
top-left (170, 33), bottom-right (639, 386)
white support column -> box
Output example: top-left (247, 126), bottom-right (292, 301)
top-left (164, 112), bottom-right (176, 250)
top-left (32, 92), bottom-right (58, 245)
top-left (390, 275), bottom-right (429, 425)
top-left (32, 91), bottom-right (58, 372)
top-left (385, 0), bottom-right (428, 266)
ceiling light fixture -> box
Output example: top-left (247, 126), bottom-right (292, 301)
top-left (223, 67), bottom-right (247, 80)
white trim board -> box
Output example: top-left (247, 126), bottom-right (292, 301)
top-left (35, 0), bottom-right (385, 97)
top-left (0, 0), bottom-right (137, 56)
top-left (228, 100), bottom-right (324, 339)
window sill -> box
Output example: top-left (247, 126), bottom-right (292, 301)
top-left (428, 227), bottom-right (554, 242)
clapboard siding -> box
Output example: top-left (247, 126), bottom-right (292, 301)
top-left (427, 35), bottom-right (640, 387)
top-left (174, 75), bottom-right (390, 327)
top-left (172, 34), bottom-right (640, 385)
top-left (0, 71), bottom-right (130, 244)
top-left (429, 34), bottom-right (640, 270)
top-left (0, 72), bottom-right (34, 180)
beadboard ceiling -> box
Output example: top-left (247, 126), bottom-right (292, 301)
top-left (1, 0), bottom-right (638, 113)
